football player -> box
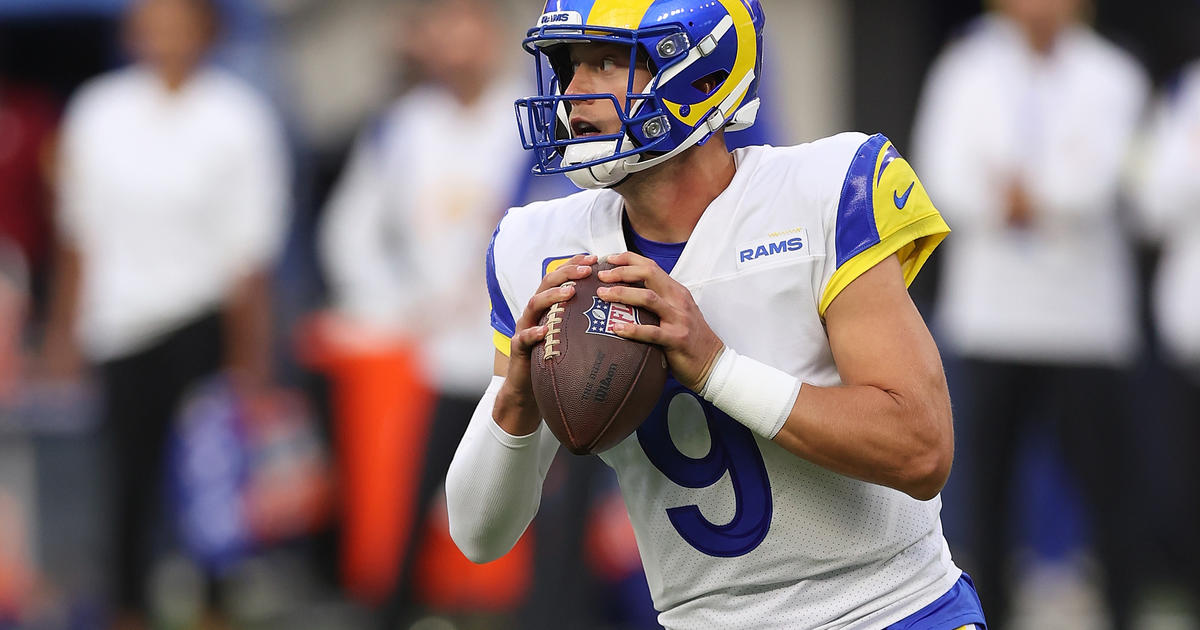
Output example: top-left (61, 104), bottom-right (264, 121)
top-left (446, 1), bottom-right (986, 628)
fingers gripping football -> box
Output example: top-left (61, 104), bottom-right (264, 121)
top-left (509, 254), bottom-right (597, 360)
top-left (496, 255), bottom-right (597, 432)
top-left (598, 252), bottom-right (724, 392)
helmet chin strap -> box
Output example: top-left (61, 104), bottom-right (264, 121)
top-left (562, 137), bottom-right (641, 189)
top-left (557, 94), bottom-right (645, 189)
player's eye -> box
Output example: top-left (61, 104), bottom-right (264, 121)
top-left (601, 57), bottom-right (616, 72)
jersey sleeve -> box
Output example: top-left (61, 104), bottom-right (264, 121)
top-left (486, 214), bottom-right (518, 356)
top-left (818, 133), bottom-right (950, 316)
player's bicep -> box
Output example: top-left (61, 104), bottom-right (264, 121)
top-left (824, 254), bottom-right (949, 423)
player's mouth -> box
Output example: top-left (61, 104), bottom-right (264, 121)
top-left (571, 118), bottom-right (604, 138)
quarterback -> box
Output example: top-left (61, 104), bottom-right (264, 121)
top-left (445, 1), bottom-right (987, 628)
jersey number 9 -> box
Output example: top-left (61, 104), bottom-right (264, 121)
top-left (636, 379), bottom-right (773, 557)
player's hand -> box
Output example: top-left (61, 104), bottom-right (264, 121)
top-left (497, 254), bottom-right (598, 431)
top-left (597, 252), bottom-right (724, 393)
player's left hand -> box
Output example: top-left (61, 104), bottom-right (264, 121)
top-left (597, 252), bottom-right (724, 393)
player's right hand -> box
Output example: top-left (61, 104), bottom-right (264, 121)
top-left (494, 254), bottom-right (597, 434)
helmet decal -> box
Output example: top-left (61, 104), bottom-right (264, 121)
top-left (661, 0), bottom-right (757, 128)
top-left (586, 0), bottom-right (657, 30)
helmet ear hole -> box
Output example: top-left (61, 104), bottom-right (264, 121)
top-left (692, 70), bottom-right (729, 96)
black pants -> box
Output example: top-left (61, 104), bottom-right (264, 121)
top-left (381, 392), bottom-right (480, 625)
top-left (957, 359), bottom-right (1138, 630)
top-left (101, 312), bottom-right (223, 612)
top-left (379, 391), bottom-right (605, 630)
top-left (1160, 363), bottom-right (1200, 599)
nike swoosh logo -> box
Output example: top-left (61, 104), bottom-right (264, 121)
top-left (894, 182), bottom-right (915, 209)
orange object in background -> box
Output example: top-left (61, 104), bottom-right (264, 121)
top-left (414, 498), bottom-right (533, 612)
top-left (297, 312), bottom-right (435, 603)
top-left (0, 490), bottom-right (35, 622)
top-left (296, 312), bottom-right (532, 609)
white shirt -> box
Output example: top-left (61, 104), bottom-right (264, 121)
top-left (319, 78), bottom-right (529, 394)
top-left (457, 137), bottom-right (961, 629)
top-left (912, 16), bottom-right (1149, 365)
top-left (58, 66), bottom-right (288, 361)
top-left (1136, 62), bottom-right (1200, 365)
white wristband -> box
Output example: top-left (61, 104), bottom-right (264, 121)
top-left (699, 347), bottom-right (802, 439)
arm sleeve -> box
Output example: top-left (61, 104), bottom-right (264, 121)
top-left (818, 134), bottom-right (950, 316)
top-left (445, 375), bottom-right (561, 563)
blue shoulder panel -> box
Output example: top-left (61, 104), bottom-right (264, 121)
top-left (485, 216), bottom-right (516, 337)
top-left (835, 133), bottom-right (889, 269)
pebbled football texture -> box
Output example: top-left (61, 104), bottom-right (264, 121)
top-left (532, 261), bottom-right (668, 455)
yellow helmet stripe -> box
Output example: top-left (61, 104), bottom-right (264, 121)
top-left (587, 0), bottom-right (659, 30)
top-left (662, 0), bottom-right (756, 127)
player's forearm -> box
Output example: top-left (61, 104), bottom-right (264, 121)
top-left (493, 379), bottom-right (544, 436)
top-left (697, 341), bottom-right (952, 500)
top-left (446, 376), bottom-right (555, 563)
top-left (772, 381), bottom-right (953, 501)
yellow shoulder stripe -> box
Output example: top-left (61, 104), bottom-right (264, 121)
top-left (819, 213), bottom-right (949, 316)
top-left (493, 329), bottom-right (512, 357)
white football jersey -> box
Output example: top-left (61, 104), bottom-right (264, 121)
top-left (486, 133), bottom-right (959, 629)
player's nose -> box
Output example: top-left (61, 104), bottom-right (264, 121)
top-left (563, 68), bottom-right (594, 98)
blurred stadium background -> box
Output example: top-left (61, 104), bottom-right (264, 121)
top-left (0, 0), bottom-right (1198, 629)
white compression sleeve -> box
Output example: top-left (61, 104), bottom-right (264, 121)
top-left (700, 346), bottom-right (802, 439)
top-left (445, 375), bottom-right (560, 563)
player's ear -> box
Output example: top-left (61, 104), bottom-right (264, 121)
top-left (696, 75), bottom-right (719, 94)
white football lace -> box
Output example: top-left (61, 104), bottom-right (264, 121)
top-left (542, 282), bottom-right (572, 359)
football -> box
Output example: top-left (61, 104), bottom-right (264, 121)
top-left (531, 261), bottom-right (669, 455)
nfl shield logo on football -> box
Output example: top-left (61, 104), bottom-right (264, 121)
top-left (585, 297), bottom-right (639, 339)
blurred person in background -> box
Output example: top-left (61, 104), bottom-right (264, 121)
top-left (911, 0), bottom-right (1149, 627)
top-left (1135, 58), bottom-right (1200, 609)
top-left (41, 0), bottom-right (289, 627)
top-left (0, 75), bottom-right (50, 617)
top-left (0, 71), bottom-right (57, 400)
top-left (316, 0), bottom-right (540, 624)
top-left (0, 72), bottom-right (57, 319)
